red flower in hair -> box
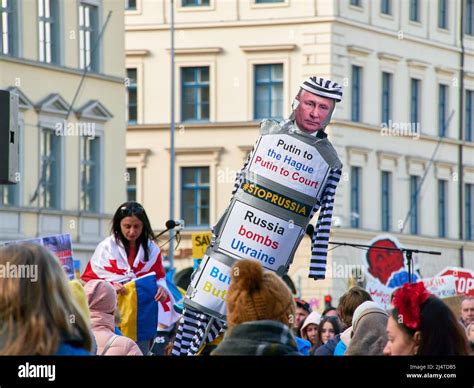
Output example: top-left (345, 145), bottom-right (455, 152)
top-left (392, 282), bottom-right (431, 331)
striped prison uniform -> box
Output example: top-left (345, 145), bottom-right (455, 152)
top-left (172, 128), bottom-right (342, 356)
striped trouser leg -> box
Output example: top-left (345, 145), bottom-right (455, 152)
top-left (171, 307), bottom-right (226, 356)
top-left (188, 314), bottom-right (226, 355)
top-left (171, 307), bottom-right (202, 356)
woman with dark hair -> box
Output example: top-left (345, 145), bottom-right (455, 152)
top-left (322, 306), bottom-right (338, 318)
top-left (300, 311), bottom-right (322, 353)
top-left (384, 282), bottom-right (470, 356)
top-left (315, 316), bottom-right (340, 352)
top-left (82, 202), bottom-right (179, 330)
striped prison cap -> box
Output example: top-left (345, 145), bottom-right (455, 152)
top-left (300, 76), bottom-right (343, 102)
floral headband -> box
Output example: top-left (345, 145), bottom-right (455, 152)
top-left (392, 282), bottom-right (431, 331)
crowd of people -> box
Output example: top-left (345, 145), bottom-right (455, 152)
top-left (291, 284), bottom-right (472, 356)
top-left (0, 220), bottom-right (474, 356)
top-left (0, 211), bottom-right (472, 357)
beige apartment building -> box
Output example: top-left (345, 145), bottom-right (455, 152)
top-left (125, 0), bottom-right (474, 306)
top-left (0, 0), bottom-right (126, 266)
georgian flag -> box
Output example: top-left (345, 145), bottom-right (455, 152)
top-left (82, 236), bottom-right (180, 327)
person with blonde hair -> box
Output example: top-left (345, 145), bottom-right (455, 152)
top-left (0, 244), bottom-right (92, 355)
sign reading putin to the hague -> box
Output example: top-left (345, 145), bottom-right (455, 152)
top-left (247, 134), bottom-right (330, 199)
top-left (217, 201), bottom-right (302, 273)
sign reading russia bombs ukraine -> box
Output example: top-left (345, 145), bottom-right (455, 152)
top-left (247, 134), bottom-right (330, 198)
top-left (186, 254), bottom-right (232, 319)
top-left (217, 201), bottom-right (302, 273)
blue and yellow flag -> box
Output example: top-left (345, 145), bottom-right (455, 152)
top-left (117, 273), bottom-right (158, 342)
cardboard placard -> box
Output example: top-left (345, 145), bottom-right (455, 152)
top-left (3, 234), bottom-right (74, 280)
top-left (192, 232), bottom-right (212, 259)
top-left (217, 200), bottom-right (302, 273)
top-left (184, 253), bottom-right (234, 320)
top-left (421, 275), bottom-right (457, 299)
top-left (366, 281), bottom-right (393, 311)
top-left (247, 134), bottom-right (330, 199)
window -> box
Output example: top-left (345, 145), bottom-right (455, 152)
top-left (40, 129), bottom-right (61, 209)
top-left (182, 0), bottom-right (209, 6)
top-left (127, 168), bottom-right (137, 202)
top-left (0, 184), bottom-right (18, 207)
top-left (382, 72), bottom-right (392, 125)
top-left (80, 136), bottom-right (100, 212)
top-left (127, 68), bottom-right (137, 124)
top-left (254, 64), bottom-right (283, 120)
top-left (438, 180), bottom-right (447, 238)
top-left (410, 175), bottom-right (420, 235)
top-left (181, 67), bottom-right (209, 122)
top-left (350, 166), bottom-right (361, 228)
top-left (255, 0), bottom-right (284, 3)
top-left (466, 0), bottom-right (474, 35)
top-left (409, 0), bottom-right (420, 22)
top-left (38, 0), bottom-right (60, 64)
top-left (125, 0), bottom-right (137, 10)
top-left (381, 171), bottom-right (391, 231)
top-left (439, 84), bottom-right (448, 137)
top-left (351, 65), bottom-right (362, 122)
top-left (0, 0), bottom-right (17, 56)
top-left (350, 0), bottom-right (361, 6)
top-left (79, 2), bottom-right (99, 72)
top-left (381, 0), bottom-right (391, 15)
top-left (410, 78), bottom-right (420, 126)
top-left (181, 167), bottom-right (210, 227)
top-left (438, 0), bottom-right (448, 29)
top-left (466, 90), bottom-right (473, 141)
top-left (466, 184), bottom-right (474, 240)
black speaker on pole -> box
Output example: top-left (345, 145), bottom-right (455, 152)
top-left (0, 89), bottom-right (19, 184)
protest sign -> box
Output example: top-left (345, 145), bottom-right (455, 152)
top-left (3, 234), bottom-right (74, 280)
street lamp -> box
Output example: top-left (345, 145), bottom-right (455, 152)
top-left (169, 0), bottom-right (176, 269)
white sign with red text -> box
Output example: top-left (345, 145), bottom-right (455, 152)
top-left (217, 201), bottom-right (302, 272)
top-left (436, 267), bottom-right (474, 297)
top-left (247, 135), bottom-right (329, 198)
top-left (420, 275), bottom-right (457, 299)
top-left (366, 281), bottom-right (393, 311)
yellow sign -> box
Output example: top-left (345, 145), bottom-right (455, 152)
top-left (192, 232), bottom-right (212, 258)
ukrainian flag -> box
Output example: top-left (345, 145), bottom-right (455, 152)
top-left (117, 273), bottom-right (158, 342)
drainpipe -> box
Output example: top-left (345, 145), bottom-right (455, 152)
top-left (458, 0), bottom-right (465, 267)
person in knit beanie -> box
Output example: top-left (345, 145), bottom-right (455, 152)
top-left (211, 260), bottom-right (300, 355)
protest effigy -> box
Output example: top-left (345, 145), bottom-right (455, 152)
top-left (185, 119), bottom-right (342, 321)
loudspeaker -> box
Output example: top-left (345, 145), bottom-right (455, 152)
top-left (0, 89), bottom-right (19, 184)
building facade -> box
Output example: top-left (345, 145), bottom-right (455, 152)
top-left (0, 0), bottom-right (126, 267)
top-left (125, 0), bottom-right (474, 307)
